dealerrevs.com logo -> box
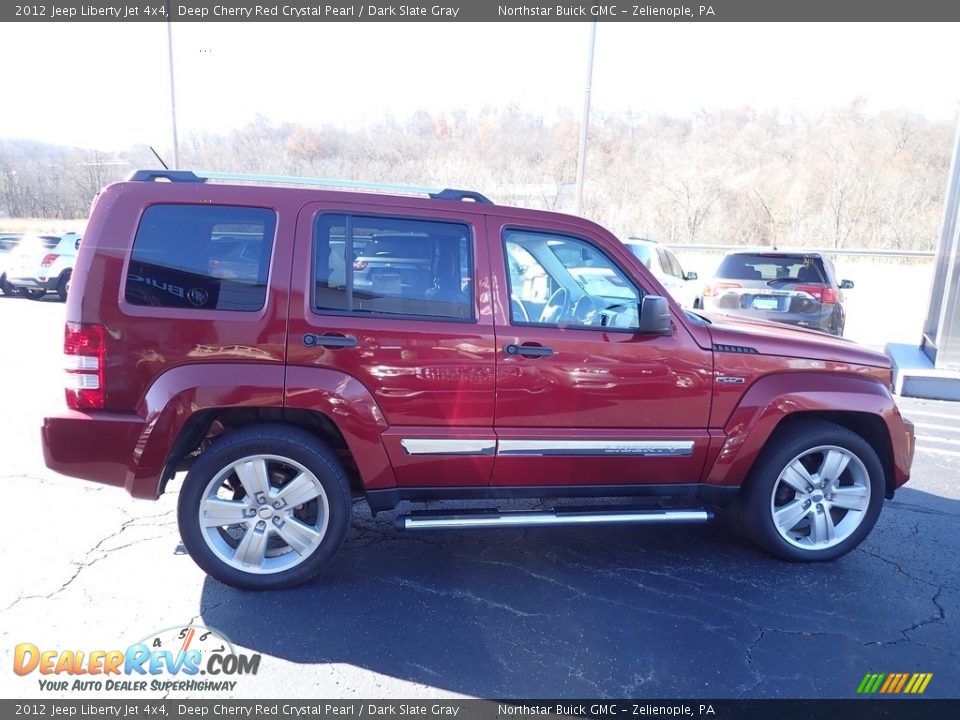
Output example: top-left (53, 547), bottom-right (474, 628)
top-left (13, 625), bottom-right (261, 693)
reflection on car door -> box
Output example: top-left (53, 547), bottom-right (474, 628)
top-left (489, 220), bottom-right (714, 488)
top-left (286, 202), bottom-right (497, 488)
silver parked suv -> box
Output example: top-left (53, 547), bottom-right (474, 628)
top-left (700, 250), bottom-right (853, 336)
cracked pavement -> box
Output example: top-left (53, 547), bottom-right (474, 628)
top-left (0, 297), bottom-right (957, 699)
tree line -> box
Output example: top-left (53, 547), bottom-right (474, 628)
top-left (0, 102), bottom-right (953, 250)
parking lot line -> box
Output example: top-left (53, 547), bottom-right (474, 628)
top-left (901, 408), bottom-right (960, 421)
top-left (912, 421), bottom-right (960, 433)
top-left (915, 444), bottom-right (960, 458)
top-left (914, 434), bottom-right (960, 446)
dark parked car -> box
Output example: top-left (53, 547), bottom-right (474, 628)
top-left (700, 251), bottom-right (853, 336)
top-left (41, 171), bottom-right (912, 590)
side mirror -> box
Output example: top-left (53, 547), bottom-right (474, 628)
top-left (839, 279), bottom-right (854, 289)
top-left (685, 271), bottom-right (698, 281)
top-left (638, 295), bottom-right (673, 336)
top-left (75, 238), bottom-right (82, 251)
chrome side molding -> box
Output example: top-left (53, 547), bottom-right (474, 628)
top-left (496, 439), bottom-right (695, 457)
top-left (400, 439), bottom-right (496, 456)
top-left (399, 438), bottom-right (695, 458)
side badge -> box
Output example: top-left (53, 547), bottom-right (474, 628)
top-left (716, 376), bottom-right (746, 385)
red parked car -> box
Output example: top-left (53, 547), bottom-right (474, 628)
top-left (42, 171), bottom-right (915, 590)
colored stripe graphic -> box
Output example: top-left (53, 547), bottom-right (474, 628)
top-left (856, 673), bottom-right (884, 693)
top-left (857, 672), bottom-right (932, 694)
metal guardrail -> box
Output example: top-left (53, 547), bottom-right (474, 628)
top-left (663, 244), bottom-right (935, 259)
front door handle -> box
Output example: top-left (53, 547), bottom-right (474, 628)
top-left (303, 333), bottom-right (358, 349)
top-left (504, 343), bottom-right (554, 358)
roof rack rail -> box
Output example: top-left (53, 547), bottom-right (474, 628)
top-left (127, 169), bottom-right (493, 204)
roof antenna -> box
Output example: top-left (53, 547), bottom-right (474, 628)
top-left (149, 146), bottom-right (169, 170)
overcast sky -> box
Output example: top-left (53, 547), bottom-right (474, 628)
top-left (2, 22), bottom-right (958, 151)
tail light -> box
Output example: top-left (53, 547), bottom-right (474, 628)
top-left (352, 260), bottom-right (368, 271)
top-left (703, 282), bottom-right (741, 297)
top-left (41, 254), bottom-right (59, 267)
top-left (64, 322), bottom-right (106, 410)
top-left (795, 285), bottom-right (838, 304)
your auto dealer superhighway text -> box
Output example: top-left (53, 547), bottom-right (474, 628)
top-left (177, 4), bottom-right (461, 17)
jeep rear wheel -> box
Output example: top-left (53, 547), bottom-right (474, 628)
top-left (177, 424), bottom-right (352, 590)
top-left (741, 420), bottom-right (885, 561)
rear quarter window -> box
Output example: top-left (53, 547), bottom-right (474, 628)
top-left (125, 204), bottom-right (276, 311)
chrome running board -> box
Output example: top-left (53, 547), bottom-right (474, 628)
top-left (395, 506), bottom-right (713, 531)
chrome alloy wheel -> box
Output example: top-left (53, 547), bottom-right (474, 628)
top-left (769, 445), bottom-right (871, 551)
top-left (198, 454), bottom-right (330, 574)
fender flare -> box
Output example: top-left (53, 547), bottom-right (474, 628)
top-left (129, 363), bottom-right (397, 498)
top-left (129, 363), bottom-right (286, 498)
top-left (705, 372), bottom-right (902, 487)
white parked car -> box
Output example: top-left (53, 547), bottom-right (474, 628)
top-left (0, 233), bottom-right (25, 295)
top-left (6, 233), bottom-right (81, 301)
top-left (621, 237), bottom-right (700, 309)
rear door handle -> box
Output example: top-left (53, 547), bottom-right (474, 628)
top-left (504, 343), bottom-right (554, 358)
top-left (303, 333), bottom-right (358, 349)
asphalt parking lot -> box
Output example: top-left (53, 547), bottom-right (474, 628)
top-left (0, 295), bottom-right (957, 700)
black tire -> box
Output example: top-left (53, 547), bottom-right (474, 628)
top-left (57, 272), bottom-right (71, 302)
top-left (177, 423), bottom-right (352, 590)
top-left (0, 275), bottom-right (13, 296)
top-left (740, 420), bottom-right (885, 562)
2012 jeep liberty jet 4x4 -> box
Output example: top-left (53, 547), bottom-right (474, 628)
top-left (41, 170), bottom-right (915, 590)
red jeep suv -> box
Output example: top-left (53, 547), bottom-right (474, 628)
top-left (41, 171), bottom-right (915, 590)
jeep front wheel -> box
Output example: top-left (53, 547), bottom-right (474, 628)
top-left (177, 424), bottom-right (352, 590)
top-left (742, 420), bottom-right (885, 561)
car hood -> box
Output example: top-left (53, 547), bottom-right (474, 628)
top-left (705, 313), bottom-right (891, 368)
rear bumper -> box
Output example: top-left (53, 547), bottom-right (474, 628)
top-left (42, 411), bottom-right (159, 498)
top-left (708, 304), bottom-right (841, 334)
top-left (9, 274), bottom-right (59, 291)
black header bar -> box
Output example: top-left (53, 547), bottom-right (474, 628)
top-left (5, 0), bottom-right (960, 22)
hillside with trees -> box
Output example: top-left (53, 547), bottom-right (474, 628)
top-left (0, 102), bottom-right (953, 250)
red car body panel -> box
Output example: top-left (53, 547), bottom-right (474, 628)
top-left (284, 366), bottom-right (395, 490)
top-left (706, 373), bottom-right (914, 489)
top-left (40, 179), bottom-right (915, 505)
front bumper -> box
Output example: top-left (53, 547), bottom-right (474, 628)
top-left (890, 413), bottom-right (915, 493)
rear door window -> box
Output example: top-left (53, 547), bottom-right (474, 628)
top-left (125, 204), bottom-right (276, 311)
top-left (313, 214), bottom-right (474, 321)
top-left (658, 247), bottom-right (685, 278)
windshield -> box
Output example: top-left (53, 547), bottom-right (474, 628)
top-left (625, 243), bottom-right (654, 268)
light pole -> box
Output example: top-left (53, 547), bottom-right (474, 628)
top-left (166, 15), bottom-right (180, 169)
top-left (574, 21), bottom-right (597, 216)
